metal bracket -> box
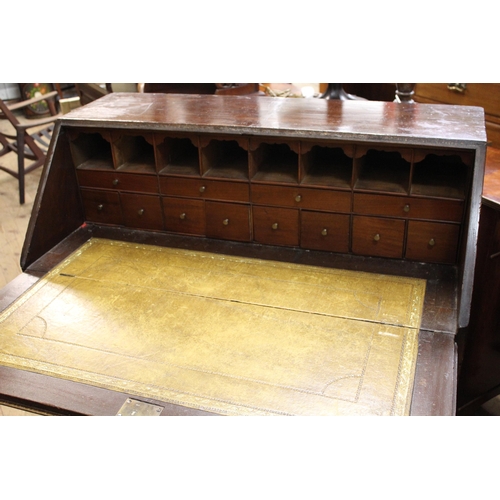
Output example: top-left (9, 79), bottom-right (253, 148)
top-left (116, 398), bottom-right (163, 416)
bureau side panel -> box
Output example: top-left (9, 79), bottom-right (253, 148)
top-left (21, 124), bottom-right (85, 270)
top-left (458, 145), bottom-right (486, 329)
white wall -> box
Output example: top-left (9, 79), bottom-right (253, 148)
top-left (0, 83), bottom-right (21, 100)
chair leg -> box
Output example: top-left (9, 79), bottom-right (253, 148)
top-left (17, 133), bottom-right (25, 205)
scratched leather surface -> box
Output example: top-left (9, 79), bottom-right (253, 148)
top-left (0, 238), bottom-right (425, 415)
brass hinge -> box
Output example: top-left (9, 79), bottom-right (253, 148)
top-left (116, 398), bottom-right (163, 416)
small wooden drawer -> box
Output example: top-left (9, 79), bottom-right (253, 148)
top-left (159, 177), bottom-right (249, 202)
top-left (251, 184), bottom-right (350, 213)
top-left (253, 206), bottom-right (299, 247)
top-left (353, 193), bottom-right (463, 222)
top-left (406, 221), bottom-right (460, 264)
top-left (205, 201), bottom-right (251, 242)
top-left (163, 197), bottom-right (205, 235)
top-left (80, 188), bottom-right (123, 225)
top-left (301, 211), bottom-right (350, 253)
top-left (120, 193), bottom-right (164, 230)
top-left (352, 216), bottom-right (405, 259)
top-left (77, 170), bottom-right (159, 194)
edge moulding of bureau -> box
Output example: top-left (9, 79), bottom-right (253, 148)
top-left (0, 93), bottom-right (487, 416)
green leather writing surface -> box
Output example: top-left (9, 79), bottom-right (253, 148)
top-left (0, 238), bottom-right (425, 415)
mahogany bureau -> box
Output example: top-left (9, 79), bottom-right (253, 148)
top-left (0, 93), bottom-right (487, 415)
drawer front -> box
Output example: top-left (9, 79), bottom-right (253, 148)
top-left (406, 221), bottom-right (460, 264)
top-left (160, 177), bottom-right (249, 202)
top-left (353, 193), bottom-right (463, 222)
top-left (352, 216), bottom-right (405, 259)
top-left (205, 201), bottom-right (251, 242)
top-left (163, 197), bottom-right (205, 235)
top-left (253, 206), bottom-right (299, 247)
top-left (120, 193), bottom-right (164, 230)
top-left (301, 211), bottom-right (350, 253)
top-left (251, 184), bottom-right (350, 212)
top-left (77, 170), bottom-right (159, 193)
top-left (80, 188), bottom-right (123, 225)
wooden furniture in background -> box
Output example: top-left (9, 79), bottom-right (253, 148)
top-left (0, 93), bottom-right (487, 415)
top-left (214, 83), bottom-right (260, 95)
top-left (75, 83), bottom-right (108, 105)
top-left (333, 84), bottom-right (397, 102)
top-left (0, 91), bottom-right (61, 204)
top-left (140, 83), bottom-right (260, 95)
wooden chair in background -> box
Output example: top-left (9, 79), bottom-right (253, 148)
top-left (0, 90), bottom-right (61, 204)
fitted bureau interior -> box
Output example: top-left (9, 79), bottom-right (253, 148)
top-left (355, 148), bottom-right (412, 193)
top-left (71, 128), bottom-right (473, 266)
top-left (157, 135), bottom-right (200, 176)
top-left (202, 137), bottom-right (249, 180)
top-left (301, 144), bottom-right (353, 188)
top-left (411, 152), bottom-right (470, 199)
top-left (69, 131), bottom-right (114, 170)
top-left (250, 140), bottom-right (299, 183)
top-left (113, 133), bottom-right (155, 173)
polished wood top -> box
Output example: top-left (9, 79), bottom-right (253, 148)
top-left (62, 93), bottom-right (487, 146)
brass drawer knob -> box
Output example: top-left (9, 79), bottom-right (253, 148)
top-left (199, 185), bottom-right (206, 193)
top-left (373, 233), bottom-right (381, 242)
top-left (271, 222), bottom-right (279, 230)
top-left (403, 204), bottom-right (410, 213)
top-left (97, 204), bottom-right (104, 212)
top-left (429, 238), bottom-right (436, 247)
top-left (295, 194), bottom-right (302, 203)
top-left (223, 219), bottom-right (229, 226)
top-left (321, 228), bottom-right (328, 236)
top-left (112, 178), bottom-right (119, 186)
top-left (447, 83), bottom-right (467, 93)
top-left (179, 213), bottom-right (186, 220)
top-left (138, 208), bottom-right (145, 216)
